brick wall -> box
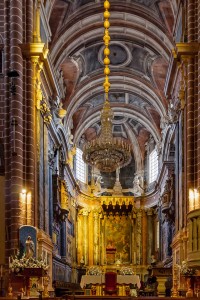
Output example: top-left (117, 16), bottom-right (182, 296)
top-left (3, 0), bottom-right (35, 258)
top-left (185, 1), bottom-right (199, 189)
top-left (0, 1), bottom-right (4, 175)
top-left (197, 0), bottom-right (200, 187)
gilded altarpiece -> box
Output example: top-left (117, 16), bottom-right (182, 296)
top-left (102, 215), bottom-right (132, 264)
top-left (77, 197), bottom-right (146, 267)
top-left (77, 196), bottom-right (161, 279)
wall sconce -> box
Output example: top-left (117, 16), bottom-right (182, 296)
top-left (22, 189), bottom-right (27, 194)
top-left (189, 188), bottom-right (200, 211)
top-left (21, 189), bottom-right (28, 223)
top-left (7, 69), bottom-right (19, 95)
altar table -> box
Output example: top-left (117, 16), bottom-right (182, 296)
top-left (80, 275), bottom-right (102, 289)
top-left (117, 275), bottom-right (141, 288)
top-left (80, 274), bottom-right (140, 296)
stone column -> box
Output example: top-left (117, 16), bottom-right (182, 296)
top-left (197, 217), bottom-right (200, 250)
top-left (188, 219), bottom-right (193, 252)
top-left (48, 149), bottom-right (54, 238)
top-left (61, 222), bottom-right (66, 258)
top-left (186, 56), bottom-right (195, 189)
top-left (25, 0), bottom-right (35, 226)
top-left (187, 0), bottom-right (197, 43)
top-left (4, 0), bottom-right (24, 255)
top-left (44, 124), bottom-right (49, 233)
top-left (192, 217), bottom-right (197, 251)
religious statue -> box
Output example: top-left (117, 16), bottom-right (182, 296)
top-left (80, 256), bottom-right (84, 266)
top-left (151, 254), bottom-right (157, 266)
top-left (132, 174), bottom-right (143, 195)
top-left (25, 236), bottom-right (35, 259)
top-left (95, 175), bottom-right (103, 190)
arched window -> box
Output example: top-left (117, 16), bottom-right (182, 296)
top-left (76, 148), bottom-right (86, 183)
top-left (149, 148), bottom-right (158, 183)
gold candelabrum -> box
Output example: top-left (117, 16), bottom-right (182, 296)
top-left (83, 0), bottom-right (131, 172)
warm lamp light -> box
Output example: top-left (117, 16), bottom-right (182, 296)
top-left (22, 189), bottom-right (27, 194)
top-left (194, 188), bottom-right (200, 210)
top-left (189, 188), bottom-right (200, 211)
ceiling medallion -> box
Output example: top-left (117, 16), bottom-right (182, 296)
top-left (98, 43), bottom-right (131, 68)
top-left (82, 0), bottom-right (131, 172)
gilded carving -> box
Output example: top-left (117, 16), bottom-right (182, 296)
top-left (67, 146), bottom-right (76, 169)
top-left (40, 98), bottom-right (52, 123)
top-left (60, 180), bottom-right (69, 210)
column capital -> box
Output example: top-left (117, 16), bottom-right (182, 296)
top-left (147, 208), bottom-right (154, 216)
top-left (174, 43), bottom-right (199, 60)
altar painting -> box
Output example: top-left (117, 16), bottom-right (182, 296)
top-left (105, 216), bottom-right (131, 263)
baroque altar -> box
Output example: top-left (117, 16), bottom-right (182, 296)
top-left (77, 195), bottom-right (160, 287)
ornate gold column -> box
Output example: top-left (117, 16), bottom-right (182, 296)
top-left (147, 208), bottom-right (154, 263)
top-left (82, 209), bottom-right (89, 265)
top-left (100, 216), bottom-right (106, 265)
top-left (132, 213), bottom-right (137, 265)
top-left (93, 211), bottom-right (99, 265)
top-left (142, 209), bottom-right (147, 265)
top-left (88, 211), bottom-right (94, 266)
top-left (136, 209), bottom-right (142, 264)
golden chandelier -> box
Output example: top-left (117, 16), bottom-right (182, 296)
top-left (82, 0), bottom-right (131, 172)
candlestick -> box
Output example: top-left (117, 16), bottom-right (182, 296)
top-left (0, 266), bottom-right (2, 278)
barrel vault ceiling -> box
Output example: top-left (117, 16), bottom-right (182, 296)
top-left (48, 0), bottom-right (175, 189)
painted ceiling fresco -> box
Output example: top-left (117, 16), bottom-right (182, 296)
top-left (49, 0), bottom-right (175, 189)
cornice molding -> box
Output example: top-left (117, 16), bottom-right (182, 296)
top-left (175, 42), bottom-right (200, 58)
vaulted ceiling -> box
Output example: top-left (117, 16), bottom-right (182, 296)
top-left (48, 0), bottom-right (175, 189)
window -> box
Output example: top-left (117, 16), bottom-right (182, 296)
top-left (149, 148), bottom-right (158, 183)
top-left (76, 148), bottom-right (86, 183)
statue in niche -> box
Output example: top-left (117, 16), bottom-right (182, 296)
top-left (168, 100), bottom-right (179, 123)
top-left (58, 69), bottom-right (66, 99)
top-left (25, 236), bottom-right (35, 259)
top-left (151, 254), bottom-right (157, 266)
top-left (80, 256), bottom-right (84, 266)
top-left (94, 175), bottom-right (103, 193)
top-left (132, 175), bottom-right (143, 195)
top-left (96, 175), bottom-right (103, 185)
top-left (162, 221), bottom-right (172, 260)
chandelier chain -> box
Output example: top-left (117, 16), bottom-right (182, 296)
top-left (82, 0), bottom-right (132, 172)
